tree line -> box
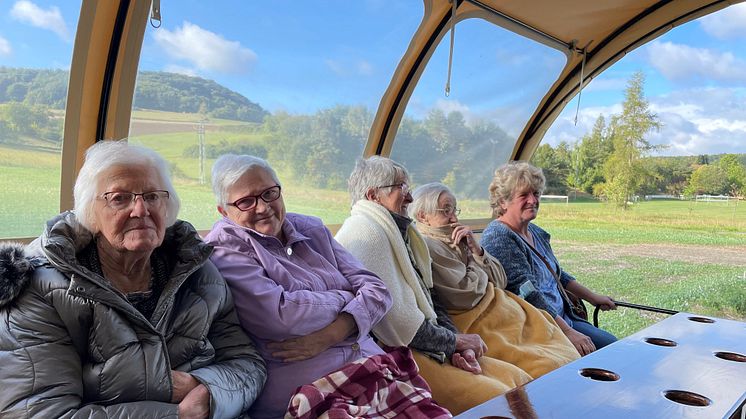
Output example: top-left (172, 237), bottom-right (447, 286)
top-left (532, 72), bottom-right (746, 206)
top-left (3, 66), bottom-right (743, 204)
top-left (0, 67), bottom-right (268, 123)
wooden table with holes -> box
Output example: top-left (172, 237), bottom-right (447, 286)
top-left (455, 313), bottom-right (746, 419)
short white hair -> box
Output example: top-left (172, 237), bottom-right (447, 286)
top-left (409, 182), bottom-right (453, 221)
top-left (211, 154), bottom-right (280, 207)
top-left (347, 156), bottom-right (409, 206)
top-left (73, 140), bottom-right (180, 233)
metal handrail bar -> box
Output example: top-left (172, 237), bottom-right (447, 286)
top-left (593, 300), bottom-right (679, 327)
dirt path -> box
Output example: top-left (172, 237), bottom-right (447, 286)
top-left (553, 241), bottom-right (746, 266)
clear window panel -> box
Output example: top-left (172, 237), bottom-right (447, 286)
top-left (0, 1), bottom-right (81, 238)
top-left (391, 17), bottom-right (566, 218)
top-left (130, 1), bottom-right (424, 228)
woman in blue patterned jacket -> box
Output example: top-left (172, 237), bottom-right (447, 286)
top-left (481, 161), bottom-right (617, 355)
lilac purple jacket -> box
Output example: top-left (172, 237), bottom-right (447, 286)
top-left (204, 213), bottom-right (392, 419)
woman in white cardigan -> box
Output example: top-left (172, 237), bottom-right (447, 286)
top-left (335, 156), bottom-right (531, 415)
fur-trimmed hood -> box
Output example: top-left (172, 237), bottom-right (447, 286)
top-left (0, 242), bottom-right (34, 308)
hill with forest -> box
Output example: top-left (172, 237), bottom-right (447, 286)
top-left (0, 67), bottom-right (268, 122)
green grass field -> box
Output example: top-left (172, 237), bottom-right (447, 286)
top-left (1, 131), bottom-right (744, 339)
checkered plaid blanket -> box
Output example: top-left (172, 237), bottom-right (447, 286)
top-left (285, 347), bottom-right (452, 418)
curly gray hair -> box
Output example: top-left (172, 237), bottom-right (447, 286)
top-left (489, 161), bottom-right (545, 217)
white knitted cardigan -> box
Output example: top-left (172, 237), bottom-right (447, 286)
top-left (335, 200), bottom-right (437, 347)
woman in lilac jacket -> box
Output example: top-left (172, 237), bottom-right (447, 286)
top-left (204, 154), bottom-right (392, 419)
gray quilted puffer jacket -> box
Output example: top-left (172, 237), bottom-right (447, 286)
top-left (0, 212), bottom-right (267, 418)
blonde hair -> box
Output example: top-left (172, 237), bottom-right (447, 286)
top-left (488, 161), bottom-right (545, 217)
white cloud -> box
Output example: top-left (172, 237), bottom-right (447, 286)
top-left (545, 87), bottom-right (746, 156)
top-left (584, 77), bottom-right (627, 93)
top-left (651, 88), bottom-right (746, 155)
top-left (10, 1), bottom-right (69, 40)
top-left (153, 22), bottom-right (257, 74)
top-left (544, 104), bottom-right (621, 146)
top-left (434, 98), bottom-right (470, 116)
top-left (0, 36), bottom-right (11, 56)
top-left (700, 3), bottom-right (746, 39)
top-left (163, 64), bottom-right (198, 77)
top-left (646, 41), bottom-right (746, 83)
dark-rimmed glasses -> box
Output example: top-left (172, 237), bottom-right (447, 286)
top-left (101, 190), bottom-right (170, 210)
top-left (435, 206), bottom-right (461, 217)
top-left (379, 182), bottom-right (410, 195)
top-left (228, 185), bottom-right (282, 211)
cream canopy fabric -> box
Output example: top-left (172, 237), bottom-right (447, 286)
top-left (369, 0), bottom-right (744, 160)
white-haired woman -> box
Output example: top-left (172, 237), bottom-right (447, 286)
top-left (481, 161), bottom-right (617, 355)
top-left (335, 156), bottom-right (532, 415)
top-left (204, 154), bottom-right (392, 419)
top-left (409, 182), bottom-right (578, 376)
top-left (0, 141), bottom-right (266, 418)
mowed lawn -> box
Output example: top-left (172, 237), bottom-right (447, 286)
top-left (1, 139), bottom-right (744, 339)
top-left (531, 200), bottom-right (746, 337)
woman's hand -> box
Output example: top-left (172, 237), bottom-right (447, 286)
top-left (455, 333), bottom-right (487, 358)
top-left (451, 224), bottom-right (483, 256)
top-left (564, 328), bottom-right (596, 356)
top-left (267, 313), bottom-right (357, 362)
top-left (171, 370), bottom-right (200, 403)
top-left (452, 349), bottom-right (482, 374)
top-left (589, 294), bottom-right (616, 311)
top-left (178, 384), bottom-right (210, 419)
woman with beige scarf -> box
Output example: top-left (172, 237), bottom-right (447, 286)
top-left (410, 182), bottom-right (579, 379)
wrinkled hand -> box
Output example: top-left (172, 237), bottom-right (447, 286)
top-left (564, 328), bottom-right (596, 356)
top-left (267, 314), bottom-right (356, 362)
top-left (178, 384), bottom-right (210, 419)
top-left (451, 224), bottom-right (483, 256)
top-left (267, 332), bottom-right (332, 362)
top-left (455, 333), bottom-right (487, 358)
top-left (171, 371), bottom-right (200, 403)
top-left (590, 294), bottom-right (616, 311)
top-left (452, 349), bottom-right (482, 374)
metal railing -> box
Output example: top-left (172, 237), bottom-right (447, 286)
top-left (592, 300), bottom-right (679, 327)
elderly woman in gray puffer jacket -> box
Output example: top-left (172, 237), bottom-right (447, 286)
top-left (0, 141), bottom-right (266, 419)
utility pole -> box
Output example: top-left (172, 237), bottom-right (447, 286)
top-left (196, 118), bottom-right (207, 184)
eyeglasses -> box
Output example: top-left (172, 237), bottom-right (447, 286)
top-left (436, 206), bottom-right (461, 217)
top-left (228, 185), bottom-right (282, 211)
top-left (101, 190), bottom-right (170, 210)
top-left (379, 182), bottom-right (410, 195)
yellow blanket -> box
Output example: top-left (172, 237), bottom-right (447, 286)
top-left (413, 350), bottom-right (531, 415)
top-left (451, 283), bottom-right (580, 378)
top-left (414, 285), bottom-right (578, 415)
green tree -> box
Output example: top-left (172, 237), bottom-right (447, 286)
top-left (685, 164), bottom-right (728, 196)
top-left (641, 156), bottom-right (695, 196)
top-left (718, 154), bottom-right (746, 197)
top-left (601, 72), bottom-right (661, 207)
top-left (567, 115), bottom-right (613, 194)
top-left (531, 143), bottom-right (570, 194)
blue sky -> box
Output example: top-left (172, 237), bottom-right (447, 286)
top-left (1, 0), bottom-right (745, 156)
